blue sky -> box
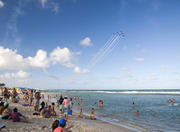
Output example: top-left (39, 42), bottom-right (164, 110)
top-left (0, 0), bottom-right (180, 90)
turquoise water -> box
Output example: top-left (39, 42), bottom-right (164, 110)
top-left (47, 89), bottom-right (180, 132)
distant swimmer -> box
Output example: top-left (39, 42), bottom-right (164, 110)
top-left (132, 102), bottom-right (135, 107)
top-left (173, 98), bottom-right (175, 103)
top-left (98, 100), bottom-right (103, 107)
top-left (90, 107), bottom-right (96, 120)
top-left (168, 99), bottom-right (172, 103)
top-left (90, 111), bottom-right (96, 120)
top-left (136, 110), bottom-right (139, 116)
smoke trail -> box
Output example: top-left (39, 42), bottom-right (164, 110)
top-left (91, 36), bottom-right (120, 67)
top-left (88, 33), bottom-right (119, 68)
top-left (88, 32), bottom-right (123, 69)
top-left (89, 35), bottom-right (119, 68)
top-left (87, 34), bottom-right (116, 67)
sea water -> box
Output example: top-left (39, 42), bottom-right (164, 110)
top-left (46, 89), bottom-right (180, 132)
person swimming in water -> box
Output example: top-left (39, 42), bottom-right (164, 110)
top-left (136, 110), bottom-right (139, 116)
top-left (98, 100), bottom-right (103, 107)
top-left (168, 99), bottom-right (172, 103)
top-left (132, 102), bottom-right (135, 107)
top-left (90, 108), bottom-right (96, 120)
top-left (90, 111), bottom-right (95, 120)
top-left (173, 98), bottom-right (175, 103)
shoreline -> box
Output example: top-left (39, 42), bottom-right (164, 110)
top-left (0, 93), bottom-right (140, 132)
top-left (43, 91), bottom-right (149, 132)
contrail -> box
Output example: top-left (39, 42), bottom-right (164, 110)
top-left (89, 35), bottom-right (119, 68)
top-left (88, 32), bottom-right (124, 69)
top-left (92, 36), bottom-right (120, 66)
top-left (87, 34), bottom-right (116, 67)
top-left (42, 32), bottom-right (124, 81)
top-left (88, 33), bottom-right (119, 68)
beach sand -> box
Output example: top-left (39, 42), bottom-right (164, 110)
top-left (0, 94), bottom-right (139, 132)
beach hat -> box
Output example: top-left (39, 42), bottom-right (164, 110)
top-left (59, 118), bottom-right (66, 127)
top-left (4, 102), bottom-right (8, 107)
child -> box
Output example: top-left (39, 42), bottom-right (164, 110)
top-left (51, 103), bottom-right (56, 116)
top-left (90, 112), bottom-right (95, 120)
top-left (90, 108), bottom-right (96, 120)
top-left (68, 107), bottom-right (72, 115)
top-left (45, 105), bottom-right (52, 118)
top-left (24, 92), bottom-right (29, 103)
top-left (78, 108), bottom-right (83, 118)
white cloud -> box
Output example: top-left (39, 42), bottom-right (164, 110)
top-left (0, 46), bottom-right (76, 70)
top-left (16, 70), bottom-right (30, 78)
top-left (40, 0), bottom-right (47, 8)
top-left (160, 65), bottom-right (168, 69)
top-left (135, 57), bottom-right (144, 62)
top-left (0, 0), bottom-right (4, 8)
top-left (80, 37), bottom-right (92, 46)
top-left (0, 70), bottom-right (30, 79)
top-left (120, 67), bottom-right (128, 71)
top-left (74, 66), bottom-right (90, 74)
top-left (0, 46), bottom-right (28, 70)
top-left (50, 46), bottom-right (74, 68)
top-left (27, 49), bottom-right (49, 68)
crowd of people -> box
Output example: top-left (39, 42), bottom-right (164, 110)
top-left (0, 88), bottom-right (29, 123)
top-left (0, 87), bottom-right (98, 132)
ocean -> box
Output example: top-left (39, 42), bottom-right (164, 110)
top-left (45, 89), bottom-right (180, 132)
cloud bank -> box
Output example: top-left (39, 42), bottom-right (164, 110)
top-left (0, 46), bottom-right (89, 74)
top-left (0, 70), bottom-right (30, 79)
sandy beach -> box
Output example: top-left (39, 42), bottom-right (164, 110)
top-left (0, 93), bottom-right (140, 132)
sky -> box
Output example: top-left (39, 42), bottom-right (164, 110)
top-left (0, 0), bottom-right (180, 90)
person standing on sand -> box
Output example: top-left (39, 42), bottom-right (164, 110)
top-left (24, 91), bottom-right (29, 103)
top-left (52, 102), bottom-right (56, 116)
top-left (62, 96), bottom-right (70, 120)
top-left (3, 87), bottom-right (8, 102)
top-left (59, 95), bottom-right (64, 113)
top-left (11, 88), bottom-right (18, 103)
top-left (29, 90), bottom-right (34, 106)
top-left (34, 91), bottom-right (41, 111)
top-left (0, 87), bottom-right (3, 96)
